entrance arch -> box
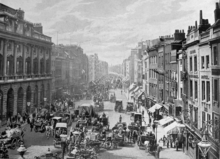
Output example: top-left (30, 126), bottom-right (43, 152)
top-left (26, 86), bottom-right (31, 113)
top-left (7, 88), bottom-right (14, 119)
top-left (17, 87), bottom-right (24, 115)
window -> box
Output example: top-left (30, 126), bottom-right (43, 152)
top-left (180, 88), bottom-right (183, 97)
top-left (206, 55), bottom-right (209, 68)
top-left (214, 79), bottom-right (218, 101)
top-left (206, 81), bottom-right (210, 102)
top-left (7, 42), bottom-right (12, 51)
top-left (180, 59), bottom-right (182, 65)
top-left (213, 46), bottom-right (218, 65)
top-left (194, 109), bottom-right (198, 128)
top-left (195, 81), bottom-right (198, 99)
top-left (194, 56), bottom-right (197, 71)
top-left (202, 81), bottom-right (205, 100)
top-left (201, 56), bottom-right (205, 69)
top-left (190, 80), bottom-right (193, 97)
top-left (190, 57), bottom-right (192, 71)
top-left (202, 111), bottom-right (206, 128)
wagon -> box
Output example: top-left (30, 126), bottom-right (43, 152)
top-left (53, 123), bottom-right (68, 148)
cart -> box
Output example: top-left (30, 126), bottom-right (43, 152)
top-left (126, 101), bottom-right (134, 112)
top-left (115, 99), bottom-right (123, 112)
top-left (53, 123), bottom-right (67, 148)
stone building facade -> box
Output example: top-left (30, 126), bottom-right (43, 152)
top-left (0, 4), bottom-right (52, 121)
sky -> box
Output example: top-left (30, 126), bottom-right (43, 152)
top-left (0, 0), bottom-right (218, 65)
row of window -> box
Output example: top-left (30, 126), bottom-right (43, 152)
top-left (0, 55), bottom-right (50, 76)
top-left (149, 69), bottom-right (157, 79)
top-left (189, 79), bottom-right (219, 102)
top-left (149, 56), bottom-right (157, 64)
top-left (189, 46), bottom-right (219, 71)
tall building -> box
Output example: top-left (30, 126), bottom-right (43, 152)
top-left (88, 54), bottom-right (108, 82)
top-left (0, 4), bottom-right (53, 122)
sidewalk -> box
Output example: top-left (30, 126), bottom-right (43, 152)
top-left (160, 147), bottom-right (190, 159)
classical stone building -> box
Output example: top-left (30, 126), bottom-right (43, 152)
top-left (0, 4), bottom-right (52, 121)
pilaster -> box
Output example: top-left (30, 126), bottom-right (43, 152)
top-left (23, 92), bottom-right (26, 113)
top-left (13, 41), bottom-right (17, 78)
top-left (49, 48), bottom-right (52, 75)
top-left (3, 40), bottom-right (8, 78)
top-left (43, 48), bottom-right (46, 75)
top-left (37, 46), bottom-right (40, 76)
top-left (30, 45), bottom-right (34, 76)
top-left (30, 91), bottom-right (35, 113)
top-left (13, 94), bottom-right (17, 115)
top-left (2, 94), bottom-right (7, 121)
top-left (22, 43), bottom-right (26, 77)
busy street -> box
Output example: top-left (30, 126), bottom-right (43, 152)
top-left (2, 88), bottom-right (190, 159)
top-left (1, 1), bottom-right (220, 159)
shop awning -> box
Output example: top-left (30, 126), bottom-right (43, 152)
top-left (148, 103), bottom-right (162, 113)
top-left (159, 116), bottom-right (174, 126)
top-left (129, 83), bottom-right (136, 92)
top-left (137, 91), bottom-right (145, 99)
top-left (133, 87), bottom-right (140, 93)
top-left (164, 121), bottom-right (185, 134)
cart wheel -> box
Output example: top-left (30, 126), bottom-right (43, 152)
top-left (11, 139), bottom-right (17, 150)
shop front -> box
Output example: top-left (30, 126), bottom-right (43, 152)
top-left (184, 125), bottom-right (201, 159)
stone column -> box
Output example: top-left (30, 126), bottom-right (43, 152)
top-left (13, 42), bottom-right (17, 79)
top-left (23, 92), bottom-right (26, 113)
top-left (3, 40), bottom-right (8, 79)
top-left (30, 45), bottom-right (34, 76)
top-left (37, 47), bottom-right (40, 76)
top-left (43, 48), bottom-right (46, 75)
top-left (49, 48), bottom-right (52, 75)
top-left (2, 93), bottom-right (7, 122)
top-left (13, 94), bottom-right (17, 116)
top-left (30, 91), bottom-right (35, 114)
top-left (22, 44), bottom-right (26, 78)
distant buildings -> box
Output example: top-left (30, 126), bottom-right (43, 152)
top-left (88, 54), bottom-right (108, 82)
top-left (51, 44), bottom-right (89, 100)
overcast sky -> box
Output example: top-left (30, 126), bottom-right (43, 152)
top-left (0, 0), bottom-right (217, 65)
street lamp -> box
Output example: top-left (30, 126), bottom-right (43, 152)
top-left (197, 129), bottom-right (211, 159)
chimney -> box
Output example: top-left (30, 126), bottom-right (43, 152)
top-left (195, 21), bottom-right (197, 29)
top-left (182, 30), bottom-right (184, 33)
top-left (200, 10), bottom-right (203, 25)
top-left (215, 2), bottom-right (220, 22)
top-left (174, 29), bottom-right (185, 41)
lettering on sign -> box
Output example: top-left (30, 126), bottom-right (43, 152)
top-left (189, 75), bottom-right (198, 78)
top-left (201, 75), bottom-right (209, 79)
top-left (190, 50), bottom-right (196, 54)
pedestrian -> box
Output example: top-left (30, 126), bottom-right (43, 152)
top-left (170, 135), bottom-right (173, 148)
top-left (152, 123), bottom-right (156, 132)
top-left (30, 119), bottom-right (34, 132)
top-left (155, 144), bottom-right (161, 159)
top-left (175, 138), bottom-right (179, 151)
top-left (162, 135), bottom-right (167, 146)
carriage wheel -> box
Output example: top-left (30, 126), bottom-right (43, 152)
top-left (11, 138), bottom-right (17, 150)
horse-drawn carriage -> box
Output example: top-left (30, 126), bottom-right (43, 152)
top-left (98, 115), bottom-right (110, 130)
top-left (53, 123), bottom-right (68, 148)
top-left (130, 112), bottom-right (142, 126)
top-left (109, 92), bottom-right (116, 103)
top-left (0, 127), bottom-right (24, 150)
top-left (126, 101), bottom-right (134, 112)
top-left (115, 99), bottom-right (123, 112)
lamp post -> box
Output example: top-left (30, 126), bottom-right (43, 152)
top-left (60, 134), bottom-right (68, 159)
top-left (197, 129), bottom-right (211, 159)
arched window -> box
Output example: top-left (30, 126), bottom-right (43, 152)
top-left (40, 58), bottom-right (44, 74)
top-left (7, 55), bottom-right (14, 75)
top-left (46, 59), bottom-right (50, 74)
top-left (25, 57), bottom-right (31, 75)
top-left (16, 56), bottom-right (23, 75)
top-left (33, 58), bottom-right (38, 74)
